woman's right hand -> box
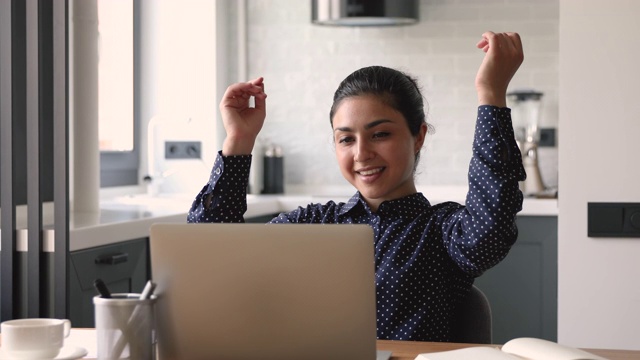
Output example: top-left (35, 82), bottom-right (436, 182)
top-left (220, 77), bottom-right (267, 156)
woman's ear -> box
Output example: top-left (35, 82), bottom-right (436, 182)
top-left (414, 123), bottom-right (428, 153)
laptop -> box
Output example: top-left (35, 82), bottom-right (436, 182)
top-left (149, 223), bottom-right (379, 360)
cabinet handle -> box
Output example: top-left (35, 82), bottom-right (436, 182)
top-left (95, 252), bottom-right (129, 265)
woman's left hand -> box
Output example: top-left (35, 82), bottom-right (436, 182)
top-left (475, 31), bottom-right (524, 107)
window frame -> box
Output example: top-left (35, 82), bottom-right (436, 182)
top-left (99, 0), bottom-right (140, 187)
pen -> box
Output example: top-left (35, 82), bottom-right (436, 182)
top-left (139, 280), bottom-right (156, 300)
top-left (93, 278), bottom-right (112, 298)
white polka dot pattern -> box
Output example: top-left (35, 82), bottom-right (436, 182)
top-left (187, 106), bottom-right (525, 342)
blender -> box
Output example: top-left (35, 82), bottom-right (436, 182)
top-left (507, 90), bottom-right (545, 197)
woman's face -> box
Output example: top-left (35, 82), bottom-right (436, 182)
top-left (332, 95), bottom-right (426, 211)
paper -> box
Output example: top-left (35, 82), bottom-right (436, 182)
top-left (415, 346), bottom-right (520, 360)
top-left (502, 337), bottom-right (607, 360)
top-left (415, 337), bottom-right (607, 360)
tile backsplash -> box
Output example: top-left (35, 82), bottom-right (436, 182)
top-left (246, 0), bottom-right (559, 190)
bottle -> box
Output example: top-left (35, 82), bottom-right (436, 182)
top-left (263, 144), bottom-right (284, 194)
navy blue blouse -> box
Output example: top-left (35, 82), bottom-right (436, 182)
top-left (187, 105), bottom-right (526, 342)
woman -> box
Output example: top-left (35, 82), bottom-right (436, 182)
top-left (188, 32), bottom-right (526, 342)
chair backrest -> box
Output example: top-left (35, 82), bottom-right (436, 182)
top-left (451, 285), bottom-right (492, 344)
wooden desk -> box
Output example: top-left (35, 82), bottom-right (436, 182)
top-left (376, 340), bottom-right (640, 360)
top-left (3, 331), bottom-right (639, 359)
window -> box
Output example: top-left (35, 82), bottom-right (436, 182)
top-left (98, 0), bottom-right (139, 187)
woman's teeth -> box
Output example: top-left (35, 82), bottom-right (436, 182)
top-left (359, 168), bottom-right (383, 176)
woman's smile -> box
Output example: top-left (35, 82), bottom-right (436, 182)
top-left (332, 94), bottom-right (426, 211)
top-left (356, 166), bottom-right (385, 177)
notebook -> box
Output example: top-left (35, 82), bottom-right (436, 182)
top-left (415, 337), bottom-right (607, 360)
top-left (149, 223), bottom-right (378, 360)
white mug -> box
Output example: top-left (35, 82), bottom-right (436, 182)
top-left (1, 318), bottom-right (71, 359)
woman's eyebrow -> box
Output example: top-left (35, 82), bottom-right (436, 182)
top-left (334, 119), bottom-right (393, 133)
top-left (365, 119), bottom-right (392, 129)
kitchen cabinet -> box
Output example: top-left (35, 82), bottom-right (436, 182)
top-left (67, 215), bottom-right (275, 327)
top-left (474, 216), bottom-right (558, 343)
top-left (68, 238), bottom-right (149, 328)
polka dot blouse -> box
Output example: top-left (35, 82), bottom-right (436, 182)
top-left (187, 106), bottom-right (526, 342)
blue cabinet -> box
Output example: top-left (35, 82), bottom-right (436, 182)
top-left (68, 238), bottom-right (149, 328)
top-left (474, 216), bottom-right (558, 343)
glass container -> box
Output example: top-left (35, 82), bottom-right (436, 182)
top-left (507, 90), bottom-right (544, 144)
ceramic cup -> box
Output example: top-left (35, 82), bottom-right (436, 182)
top-left (94, 294), bottom-right (157, 360)
top-left (1, 318), bottom-right (71, 359)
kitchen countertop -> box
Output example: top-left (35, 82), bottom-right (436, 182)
top-left (6, 189), bottom-right (557, 252)
top-left (63, 187), bottom-right (558, 251)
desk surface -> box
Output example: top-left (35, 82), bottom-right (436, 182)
top-left (4, 330), bottom-right (639, 359)
top-left (376, 340), bottom-right (640, 360)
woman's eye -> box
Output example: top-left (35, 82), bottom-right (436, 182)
top-left (373, 131), bottom-right (390, 139)
top-left (338, 136), bottom-right (354, 144)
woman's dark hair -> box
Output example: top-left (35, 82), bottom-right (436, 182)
top-left (329, 66), bottom-right (432, 166)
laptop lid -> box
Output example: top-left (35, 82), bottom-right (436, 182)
top-left (149, 223), bottom-right (377, 360)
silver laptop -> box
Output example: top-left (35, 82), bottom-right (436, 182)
top-left (149, 223), bottom-right (378, 360)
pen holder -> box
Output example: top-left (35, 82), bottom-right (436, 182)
top-left (94, 294), bottom-right (157, 360)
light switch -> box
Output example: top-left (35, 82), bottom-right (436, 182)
top-left (630, 212), bottom-right (640, 229)
top-left (588, 203), bottom-right (640, 238)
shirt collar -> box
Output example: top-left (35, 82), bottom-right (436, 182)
top-left (338, 192), bottom-right (432, 217)
top-left (338, 192), bottom-right (366, 216)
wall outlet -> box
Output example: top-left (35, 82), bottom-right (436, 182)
top-left (539, 128), bottom-right (557, 147)
top-left (165, 141), bottom-right (202, 159)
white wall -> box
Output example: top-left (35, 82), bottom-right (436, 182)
top-left (558, 0), bottom-right (640, 350)
top-left (138, 0), bottom-right (219, 195)
top-left (245, 0), bottom-right (559, 191)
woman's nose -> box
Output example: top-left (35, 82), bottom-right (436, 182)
top-left (354, 141), bottom-right (374, 162)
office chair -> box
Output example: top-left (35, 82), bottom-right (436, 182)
top-left (451, 285), bottom-right (492, 344)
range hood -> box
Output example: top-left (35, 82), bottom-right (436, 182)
top-left (312, 0), bottom-right (419, 27)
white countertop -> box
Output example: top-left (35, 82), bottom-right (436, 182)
top-left (63, 188), bottom-right (557, 251)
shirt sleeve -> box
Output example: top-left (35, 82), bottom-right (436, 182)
top-left (186, 151), bottom-right (251, 223)
top-left (441, 105), bottom-right (526, 277)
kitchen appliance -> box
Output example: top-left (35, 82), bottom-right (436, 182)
top-left (507, 90), bottom-right (545, 196)
top-left (312, 0), bottom-right (419, 27)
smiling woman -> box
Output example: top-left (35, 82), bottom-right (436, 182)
top-left (188, 32), bottom-right (526, 343)
top-left (331, 93), bottom-right (426, 212)
top-left (328, 66), bottom-right (429, 212)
